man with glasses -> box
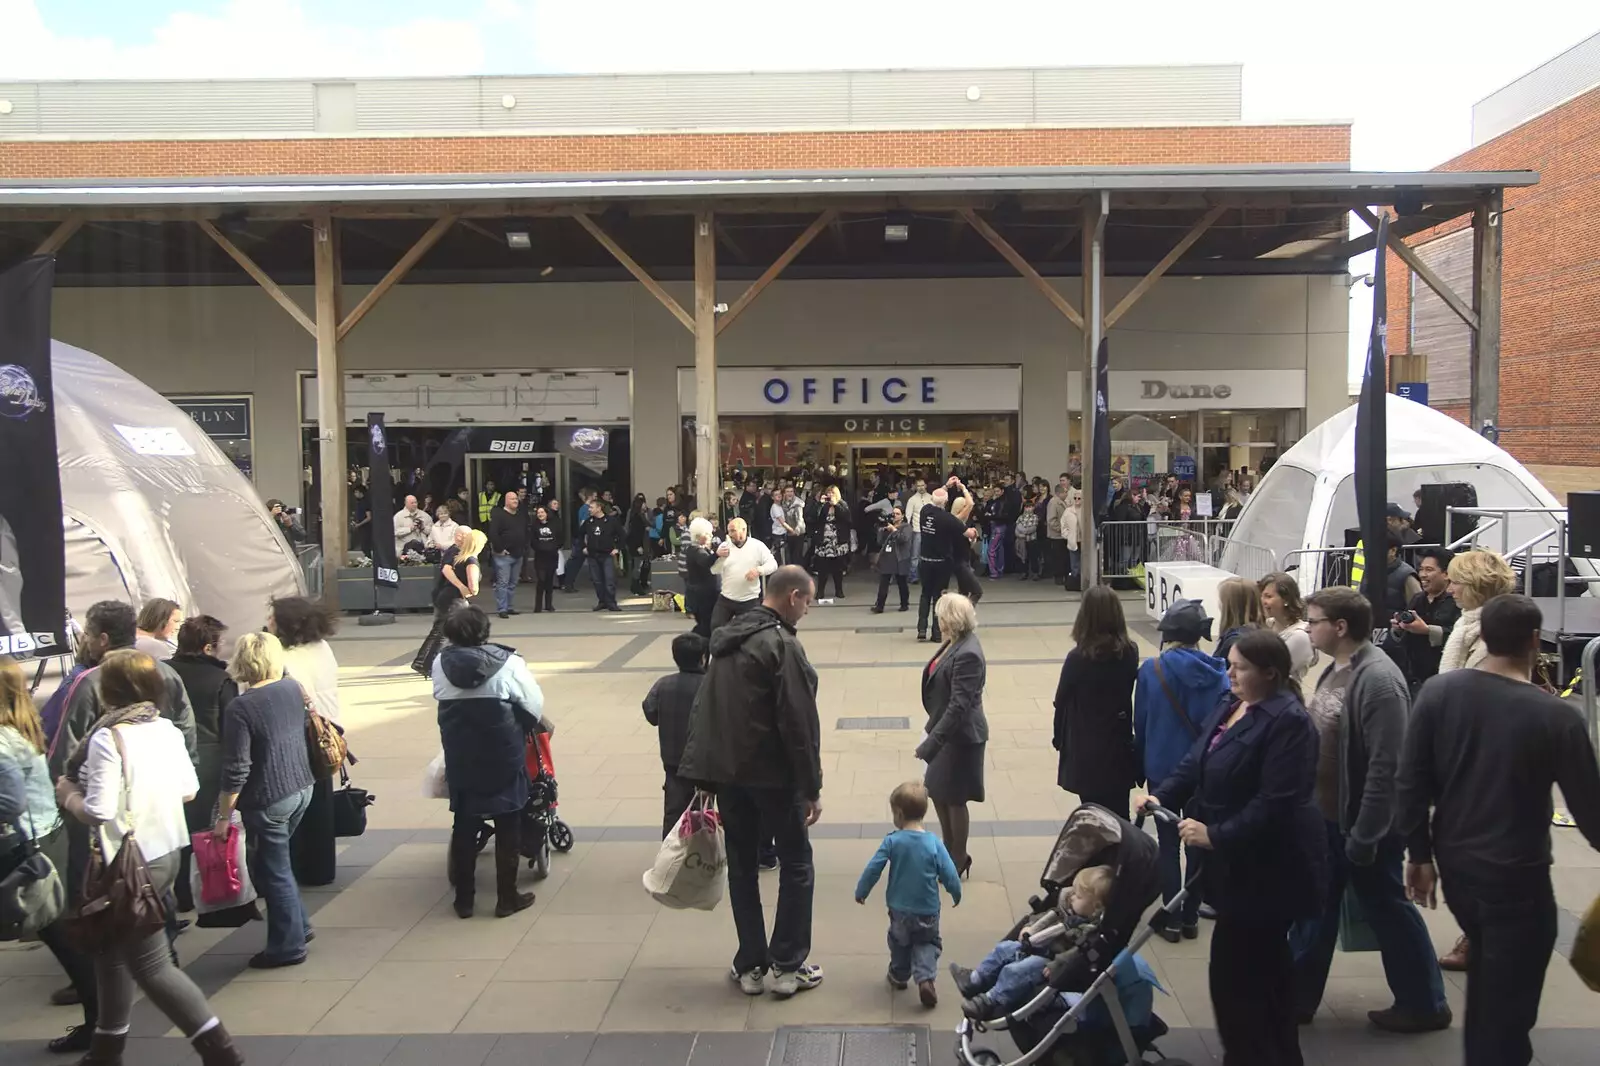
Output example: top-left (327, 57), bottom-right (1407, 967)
top-left (1292, 588), bottom-right (1450, 1034)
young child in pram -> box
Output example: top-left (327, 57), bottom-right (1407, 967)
top-left (950, 864), bottom-right (1115, 1020)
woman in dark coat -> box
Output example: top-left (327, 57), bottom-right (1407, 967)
top-left (411, 526), bottom-right (485, 676)
top-left (810, 487), bottom-right (851, 598)
top-left (681, 517), bottom-right (719, 639)
top-left (1052, 585), bottom-right (1139, 813)
top-left (434, 605), bottom-right (553, 919)
top-left (1137, 629), bottom-right (1325, 1066)
top-left (916, 592), bottom-right (988, 878)
top-left (870, 506), bottom-right (913, 613)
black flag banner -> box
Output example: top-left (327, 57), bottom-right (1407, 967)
top-left (1354, 214), bottom-right (1390, 614)
top-left (0, 256), bottom-right (67, 657)
top-left (366, 412), bottom-right (400, 588)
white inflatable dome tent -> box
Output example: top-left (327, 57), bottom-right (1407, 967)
top-left (1221, 393), bottom-right (1579, 590)
top-left (20, 341), bottom-right (305, 642)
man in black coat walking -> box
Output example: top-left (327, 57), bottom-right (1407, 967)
top-left (642, 631), bottom-right (708, 838)
top-left (678, 566), bottom-right (823, 999)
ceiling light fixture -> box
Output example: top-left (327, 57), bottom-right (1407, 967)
top-left (506, 231), bottom-right (531, 250)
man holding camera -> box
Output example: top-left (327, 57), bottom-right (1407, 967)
top-left (393, 495), bottom-right (434, 558)
top-left (1391, 547), bottom-right (1459, 692)
top-left (267, 498), bottom-right (305, 545)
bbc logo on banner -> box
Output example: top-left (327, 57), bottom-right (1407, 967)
top-left (489, 440), bottom-right (539, 453)
top-left (0, 632), bottom-right (60, 657)
top-left (376, 567), bottom-right (400, 585)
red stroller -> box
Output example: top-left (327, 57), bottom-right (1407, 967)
top-left (471, 731), bottom-right (575, 880)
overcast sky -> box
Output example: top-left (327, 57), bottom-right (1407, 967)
top-left (5, 1), bottom-right (1599, 381)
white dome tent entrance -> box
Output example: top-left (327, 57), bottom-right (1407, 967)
top-left (47, 340), bottom-right (304, 639)
top-left (1220, 393), bottom-right (1585, 591)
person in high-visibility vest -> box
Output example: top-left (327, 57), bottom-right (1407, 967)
top-left (477, 481), bottom-right (502, 525)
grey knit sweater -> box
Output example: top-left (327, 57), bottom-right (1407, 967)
top-left (220, 678), bottom-right (316, 811)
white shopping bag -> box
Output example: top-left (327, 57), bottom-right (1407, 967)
top-left (642, 792), bottom-right (726, 911)
top-left (421, 750), bottom-right (448, 799)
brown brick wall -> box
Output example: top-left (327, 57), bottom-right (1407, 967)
top-left (1387, 84), bottom-right (1600, 476)
top-left (0, 124), bottom-right (1351, 180)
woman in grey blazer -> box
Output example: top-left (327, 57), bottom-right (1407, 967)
top-left (915, 593), bottom-right (989, 877)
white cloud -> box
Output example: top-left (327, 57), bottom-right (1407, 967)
top-left (0, 0), bottom-right (489, 79)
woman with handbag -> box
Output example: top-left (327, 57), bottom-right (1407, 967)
top-left (53, 650), bottom-right (240, 1066)
top-left (1133, 599), bottom-right (1231, 942)
top-left (269, 596), bottom-right (342, 888)
top-left (212, 631), bottom-right (317, 971)
top-left (1, 657), bottom-right (97, 1054)
top-left (1051, 585), bottom-right (1140, 814)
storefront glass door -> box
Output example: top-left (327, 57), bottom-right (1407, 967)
top-left (466, 453), bottom-right (562, 516)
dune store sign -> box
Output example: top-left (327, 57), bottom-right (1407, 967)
top-left (678, 366), bottom-right (1022, 417)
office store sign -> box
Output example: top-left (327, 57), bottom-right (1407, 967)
top-left (677, 366), bottom-right (1021, 416)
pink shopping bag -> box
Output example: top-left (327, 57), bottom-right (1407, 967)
top-left (191, 825), bottom-right (242, 907)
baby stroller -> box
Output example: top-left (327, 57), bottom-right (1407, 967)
top-left (473, 732), bottom-right (575, 880)
top-left (957, 804), bottom-right (1194, 1066)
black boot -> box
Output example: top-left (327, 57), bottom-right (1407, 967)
top-left (449, 832), bottom-right (477, 918)
top-left (494, 827), bottom-right (535, 918)
top-left (191, 1023), bottom-right (244, 1066)
top-left (73, 1030), bottom-right (125, 1066)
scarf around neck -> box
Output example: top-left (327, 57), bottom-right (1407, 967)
top-left (66, 701), bottom-right (162, 780)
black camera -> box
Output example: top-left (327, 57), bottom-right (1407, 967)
top-left (1396, 610), bottom-right (1417, 624)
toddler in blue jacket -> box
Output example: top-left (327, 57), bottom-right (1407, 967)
top-left (855, 781), bottom-right (962, 1008)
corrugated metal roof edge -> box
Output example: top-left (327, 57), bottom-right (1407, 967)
top-left (0, 167), bottom-right (1537, 207)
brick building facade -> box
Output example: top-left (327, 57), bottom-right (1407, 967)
top-left (1389, 73), bottom-right (1600, 499)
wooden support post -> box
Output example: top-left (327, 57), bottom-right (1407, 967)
top-left (1471, 191), bottom-right (1503, 431)
top-left (199, 219), bottom-right (317, 337)
top-left (1354, 206), bottom-right (1478, 331)
top-left (574, 213), bottom-right (694, 331)
top-left (313, 215), bottom-right (347, 603)
top-left (693, 211), bottom-right (720, 509)
top-left (716, 210), bottom-right (835, 336)
top-left (960, 208), bottom-right (1084, 330)
top-left (1079, 194), bottom-right (1108, 589)
top-left (338, 215), bottom-right (456, 340)
top-left (33, 215), bottom-right (84, 256)
top-left (1104, 204), bottom-right (1225, 329)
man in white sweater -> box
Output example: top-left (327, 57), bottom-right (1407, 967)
top-left (710, 518), bottom-right (779, 632)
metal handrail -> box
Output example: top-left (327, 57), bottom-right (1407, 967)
top-left (1582, 637), bottom-right (1600, 752)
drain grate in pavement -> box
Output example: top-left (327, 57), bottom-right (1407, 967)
top-left (836, 716), bottom-right (910, 731)
top-left (771, 1027), bottom-right (922, 1066)
top-left (855, 626), bottom-right (906, 634)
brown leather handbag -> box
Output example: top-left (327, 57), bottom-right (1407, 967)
top-left (300, 683), bottom-right (350, 781)
top-left (62, 727), bottom-right (168, 953)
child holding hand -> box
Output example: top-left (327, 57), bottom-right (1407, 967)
top-left (856, 781), bottom-right (962, 1008)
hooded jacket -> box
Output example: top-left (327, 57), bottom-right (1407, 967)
top-left (677, 606), bottom-right (822, 799)
top-left (1134, 645), bottom-right (1231, 789)
top-left (1059, 488), bottom-right (1084, 551)
top-left (433, 643), bottom-right (550, 817)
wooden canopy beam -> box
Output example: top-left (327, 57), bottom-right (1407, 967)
top-left (716, 210), bottom-right (836, 336)
top-left (337, 214), bottom-right (456, 340)
top-left (573, 213), bottom-right (693, 331)
top-left (960, 207), bottom-right (1084, 330)
top-left (198, 219), bottom-right (316, 337)
top-left (714, 219), bottom-right (750, 264)
top-left (33, 215), bottom-right (84, 256)
top-left (1104, 203), bottom-right (1226, 330)
top-left (1306, 205), bottom-right (1473, 264)
top-left (1355, 206), bottom-right (1479, 332)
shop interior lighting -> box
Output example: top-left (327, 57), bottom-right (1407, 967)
top-left (884, 210), bottom-right (913, 243)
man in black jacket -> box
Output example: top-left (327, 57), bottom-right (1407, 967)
top-left (1398, 594), bottom-right (1600, 1066)
top-left (488, 491), bottom-right (528, 619)
top-left (642, 631), bottom-right (708, 838)
top-left (580, 498), bottom-right (622, 612)
top-left (678, 565), bottom-right (823, 999)
top-left (916, 480), bottom-right (974, 643)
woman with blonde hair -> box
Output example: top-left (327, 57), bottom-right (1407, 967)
top-left (1259, 572), bottom-right (1317, 682)
top-left (216, 631), bottom-right (317, 969)
top-left (683, 515), bottom-right (719, 638)
top-left (1214, 576), bottom-right (1264, 665)
top-left (917, 593), bottom-right (989, 878)
top-left (412, 526), bottom-right (487, 676)
top-left (1438, 549), bottom-right (1517, 673)
top-left (810, 485), bottom-right (851, 598)
top-left (54, 650), bottom-right (240, 1065)
top-left (1, 658), bottom-right (98, 1053)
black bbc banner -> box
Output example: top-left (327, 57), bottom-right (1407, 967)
top-left (0, 257), bottom-right (67, 657)
top-left (366, 412), bottom-right (401, 588)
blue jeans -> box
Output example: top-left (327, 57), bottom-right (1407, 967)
top-left (988, 523), bottom-right (1010, 576)
top-left (887, 909), bottom-right (942, 984)
top-left (1291, 825), bottom-right (1446, 1017)
top-left (243, 785), bottom-right (314, 962)
top-left (587, 555), bottom-right (618, 608)
top-left (492, 553), bottom-right (520, 612)
top-left (971, 940), bottom-right (1049, 1010)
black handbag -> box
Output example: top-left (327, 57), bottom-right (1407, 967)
top-left (331, 767), bottom-right (374, 838)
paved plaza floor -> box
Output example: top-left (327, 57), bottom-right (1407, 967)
top-left (3, 578), bottom-right (1596, 1065)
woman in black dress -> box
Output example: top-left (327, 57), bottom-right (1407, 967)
top-left (529, 506), bottom-right (560, 613)
top-left (682, 516), bottom-right (719, 639)
top-left (810, 487), bottom-right (851, 598)
top-left (412, 527), bottom-right (486, 676)
top-left (916, 592), bottom-right (988, 878)
top-left (1052, 584), bottom-right (1140, 814)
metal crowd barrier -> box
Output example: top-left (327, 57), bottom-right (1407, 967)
top-left (295, 544), bottom-right (324, 599)
top-left (1098, 520), bottom-right (1209, 581)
